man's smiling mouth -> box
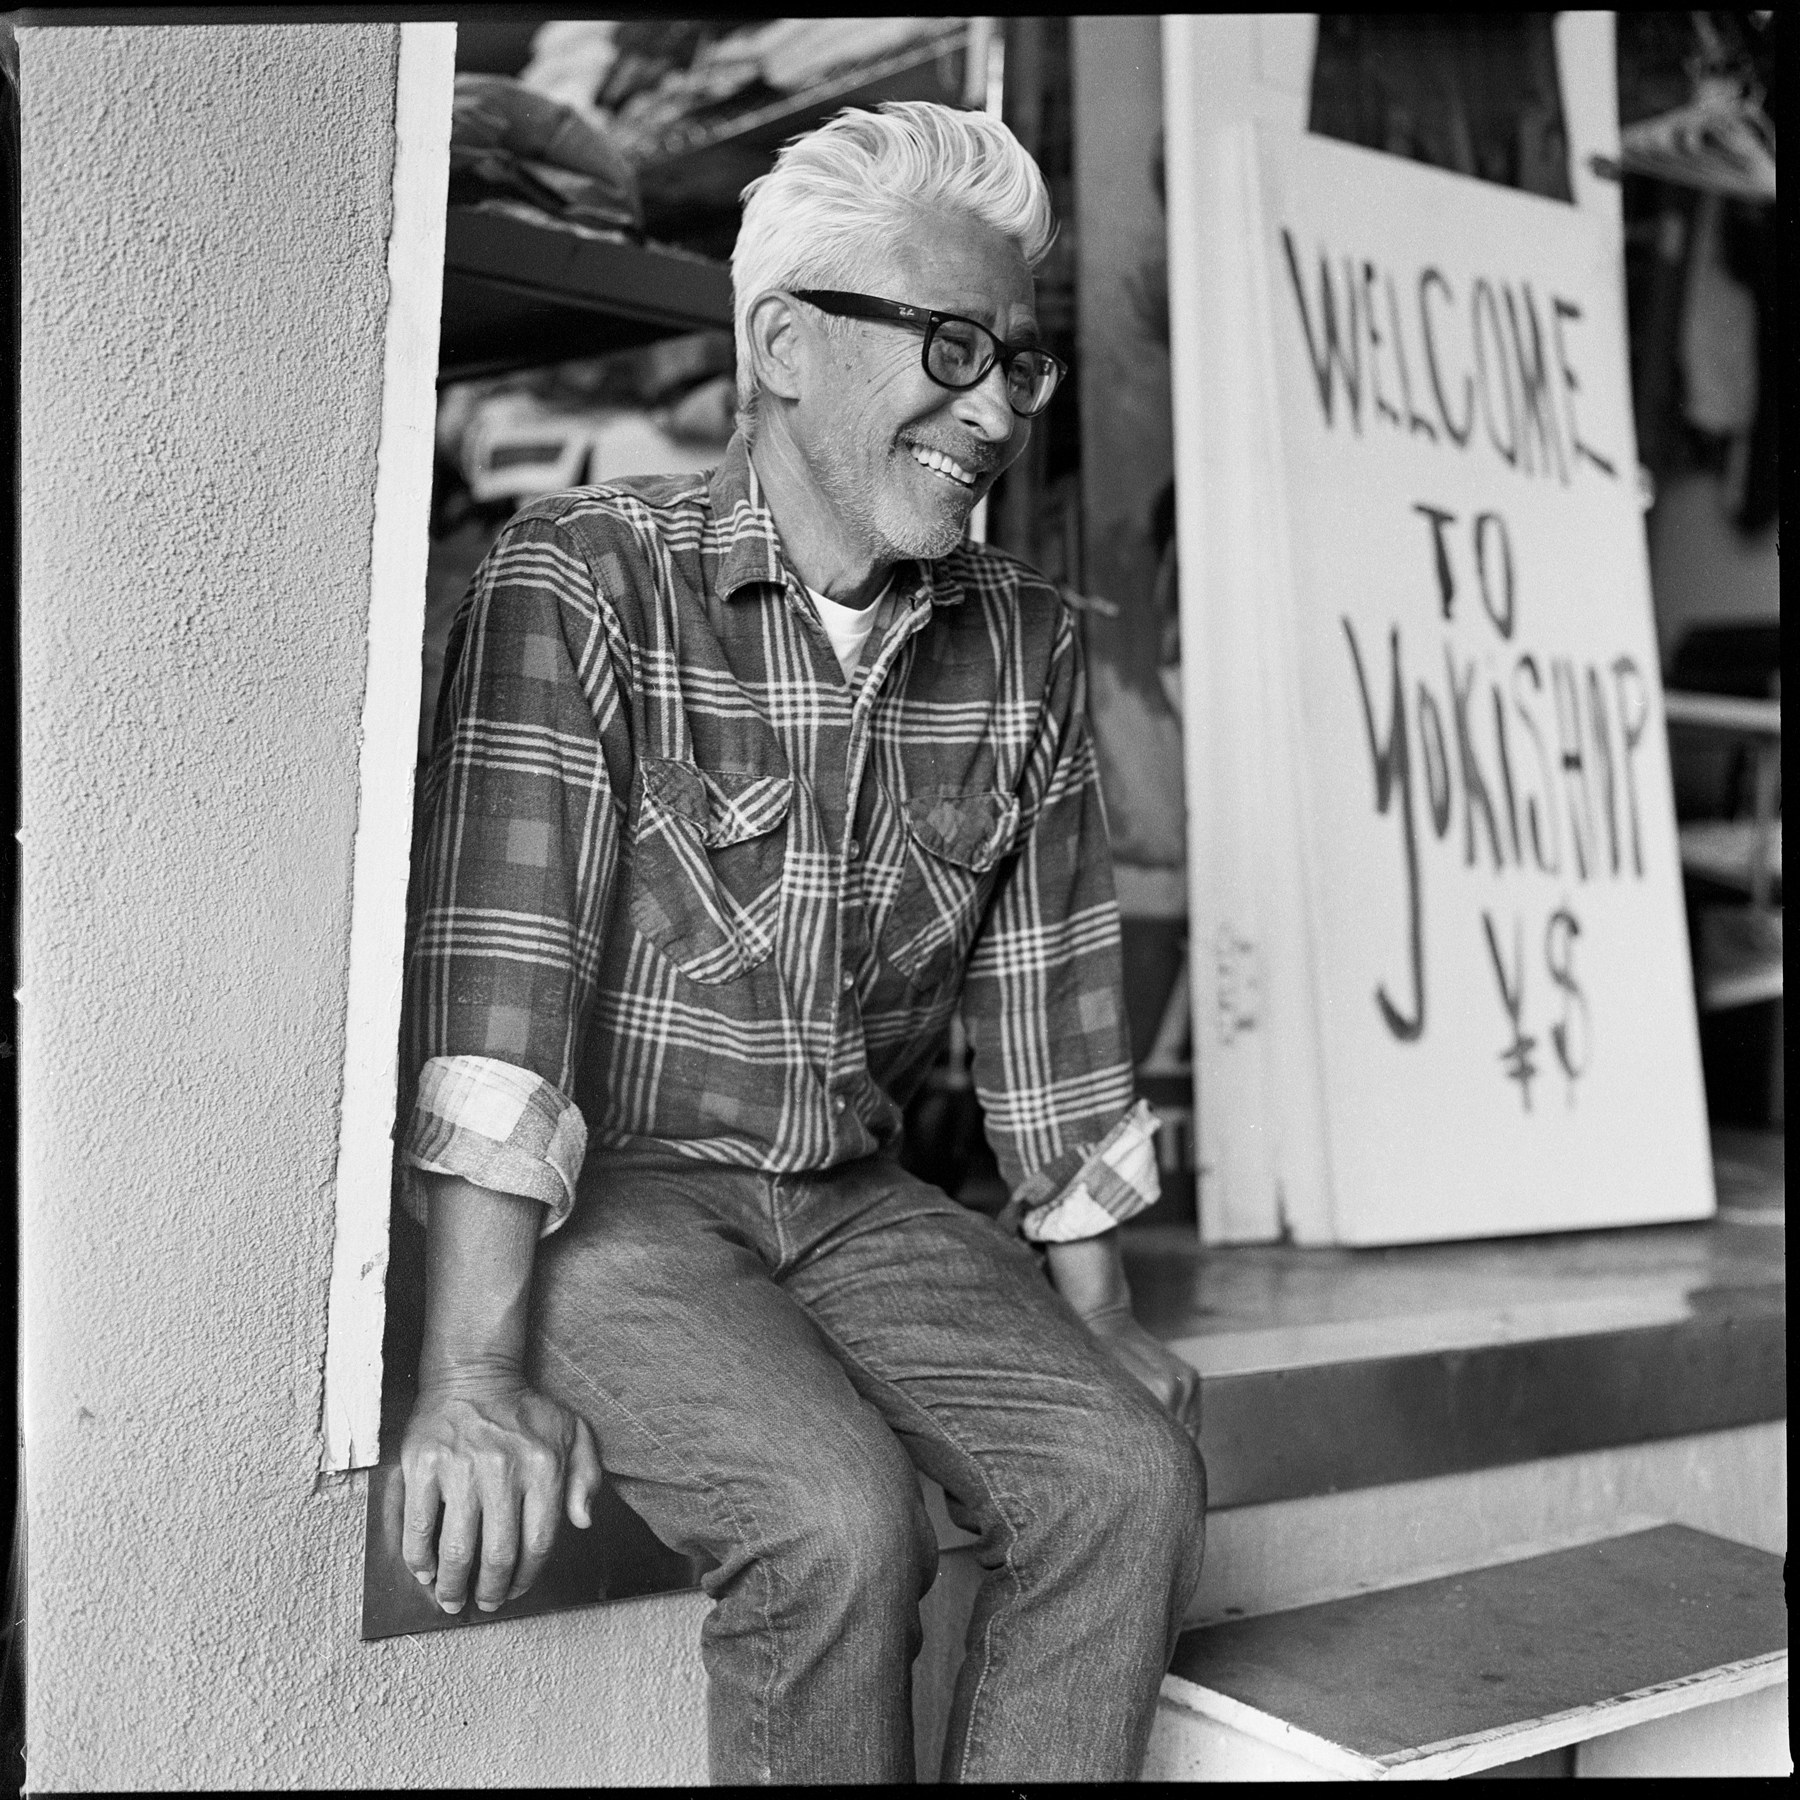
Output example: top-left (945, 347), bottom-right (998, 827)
top-left (908, 443), bottom-right (979, 489)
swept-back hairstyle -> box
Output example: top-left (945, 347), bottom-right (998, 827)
top-left (731, 100), bottom-right (1057, 430)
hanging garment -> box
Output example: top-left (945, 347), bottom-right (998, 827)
top-left (1679, 193), bottom-right (1759, 438)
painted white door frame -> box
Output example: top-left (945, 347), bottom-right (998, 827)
top-left (320, 21), bottom-right (456, 1473)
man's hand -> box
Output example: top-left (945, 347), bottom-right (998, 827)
top-left (401, 1376), bottom-right (603, 1615)
top-left (1044, 1231), bottom-right (1203, 1440)
top-left (1068, 1302), bottom-right (1203, 1441)
top-left (403, 1172), bottom-right (603, 1615)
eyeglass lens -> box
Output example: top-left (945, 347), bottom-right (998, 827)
top-left (926, 318), bottom-right (1059, 417)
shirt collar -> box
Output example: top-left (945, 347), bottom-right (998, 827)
top-left (707, 431), bottom-right (968, 612)
top-left (707, 433), bottom-right (786, 602)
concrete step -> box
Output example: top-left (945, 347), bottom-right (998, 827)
top-left (911, 1421), bottom-right (1786, 1775)
top-left (1143, 1524), bottom-right (1788, 1779)
top-left (912, 1191), bottom-right (1787, 1776)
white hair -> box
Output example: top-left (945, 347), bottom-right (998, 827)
top-left (730, 100), bottom-right (1057, 431)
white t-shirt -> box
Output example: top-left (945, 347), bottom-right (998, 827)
top-left (807, 582), bottom-right (890, 682)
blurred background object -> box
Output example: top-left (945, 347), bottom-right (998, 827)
top-left (421, 328), bottom-right (737, 761)
top-left (423, 10), bottom-right (1781, 1163)
top-left (1611, 12), bottom-right (1779, 1132)
top-left (450, 71), bottom-right (642, 236)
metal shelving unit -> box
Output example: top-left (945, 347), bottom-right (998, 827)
top-left (437, 208), bottom-right (733, 383)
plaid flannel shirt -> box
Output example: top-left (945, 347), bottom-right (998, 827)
top-left (398, 434), bottom-right (1159, 1240)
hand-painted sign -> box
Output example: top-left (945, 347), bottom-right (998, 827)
top-left (1207, 126), bottom-right (1712, 1243)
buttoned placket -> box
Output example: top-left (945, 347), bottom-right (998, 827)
top-left (769, 573), bottom-right (877, 1147)
top-left (817, 574), bottom-right (941, 1150)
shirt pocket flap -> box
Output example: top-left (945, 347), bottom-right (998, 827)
top-left (642, 758), bottom-right (792, 847)
top-left (903, 790), bottom-right (1020, 872)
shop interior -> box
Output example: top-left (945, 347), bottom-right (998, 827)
top-left (417, 10), bottom-right (1778, 1191)
top-left (367, 20), bottom-right (1781, 1751)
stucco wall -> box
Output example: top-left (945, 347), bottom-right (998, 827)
top-left (20, 25), bottom-right (706, 1789)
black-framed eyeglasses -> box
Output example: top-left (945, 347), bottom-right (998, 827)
top-left (791, 289), bottom-right (1067, 419)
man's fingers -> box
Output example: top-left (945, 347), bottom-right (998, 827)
top-left (432, 1478), bottom-right (480, 1615)
top-left (1167, 1360), bottom-right (1202, 1439)
top-left (472, 1468), bottom-right (524, 1613)
top-left (400, 1461), bottom-right (443, 1585)
top-left (510, 1472), bottom-right (562, 1602)
top-left (566, 1414), bottom-right (603, 1530)
top-left (1179, 1372), bottom-right (1203, 1438)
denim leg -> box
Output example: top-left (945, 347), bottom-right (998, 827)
top-left (527, 1160), bottom-right (938, 1785)
top-left (775, 1158), bottom-right (1208, 1783)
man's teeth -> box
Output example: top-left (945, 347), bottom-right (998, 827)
top-left (910, 445), bottom-right (976, 487)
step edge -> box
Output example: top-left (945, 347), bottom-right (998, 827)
top-left (1157, 1671), bottom-right (1386, 1779)
top-left (1377, 1649), bottom-right (1789, 1779)
top-left (1200, 1311), bottom-right (1787, 1510)
top-left (1185, 1508), bottom-right (1673, 1628)
top-left (1158, 1651), bottom-right (1789, 1782)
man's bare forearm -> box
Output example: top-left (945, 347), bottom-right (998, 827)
top-left (403, 1174), bottom-right (602, 1611)
top-left (418, 1173), bottom-right (544, 1389)
top-left (1044, 1229), bottom-right (1132, 1321)
top-left (1046, 1229), bottom-right (1203, 1437)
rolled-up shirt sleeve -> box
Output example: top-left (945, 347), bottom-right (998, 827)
top-left (397, 509), bottom-right (625, 1234)
top-left (962, 594), bottom-right (1161, 1243)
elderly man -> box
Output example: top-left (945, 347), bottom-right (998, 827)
top-left (398, 100), bottom-right (1205, 1784)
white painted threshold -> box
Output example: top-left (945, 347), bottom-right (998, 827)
top-left (320, 20), bottom-right (456, 1473)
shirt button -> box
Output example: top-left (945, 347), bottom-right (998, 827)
top-left (846, 838), bottom-right (861, 859)
top-left (841, 970), bottom-right (856, 991)
top-left (834, 1095), bottom-right (848, 1115)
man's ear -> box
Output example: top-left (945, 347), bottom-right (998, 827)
top-left (745, 291), bottom-right (806, 404)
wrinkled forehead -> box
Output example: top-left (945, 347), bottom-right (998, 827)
top-left (843, 203), bottom-right (1038, 339)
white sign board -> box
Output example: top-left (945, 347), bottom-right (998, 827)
top-left (1201, 126), bottom-right (1713, 1244)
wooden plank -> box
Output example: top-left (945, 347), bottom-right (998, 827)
top-left (1390, 1652), bottom-right (1786, 1778)
top-left (1574, 1677), bottom-right (1790, 1777)
top-left (1151, 1678), bottom-right (1385, 1780)
top-left (1167, 1526), bottom-right (1787, 1762)
top-left (1157, 1652), bottom-right (1786, 1781)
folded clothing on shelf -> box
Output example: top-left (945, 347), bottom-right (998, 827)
top-left (607, 16), bottom-right (965, 160)
top-left (451, 73), bottom-right (642, 235)
top-left (754, 17), bottom-right (958, 93)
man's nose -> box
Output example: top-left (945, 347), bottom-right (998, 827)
top-left (950, 360), bottom-right (1020, 444)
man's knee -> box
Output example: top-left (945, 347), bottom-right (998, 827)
top-left (1102, 1406), bottom-right (1204, 1543)
top-left (761, 1431), bottom-right (939, 1607)
top-left (1024, 1399), bottom-right (1207, 1577)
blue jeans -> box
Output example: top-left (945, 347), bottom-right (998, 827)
top-left (527, 1145), bottom-right (1207, 1784)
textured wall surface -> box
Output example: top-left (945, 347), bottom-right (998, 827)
top-left (20, 26), bottom-right (706, 1788)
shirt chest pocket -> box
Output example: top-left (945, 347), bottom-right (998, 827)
top-left (629, 757), bottom-right (793, 984)
top-left (881, 789), bottom-right (1020, 991)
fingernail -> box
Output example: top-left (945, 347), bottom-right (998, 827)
top-left (477, 1600), bottom-right (499, 1613)
top-left (438, 1597), bottom-right (461, 1615)
top-left (413, 1569), bottom-right (434, 1585)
